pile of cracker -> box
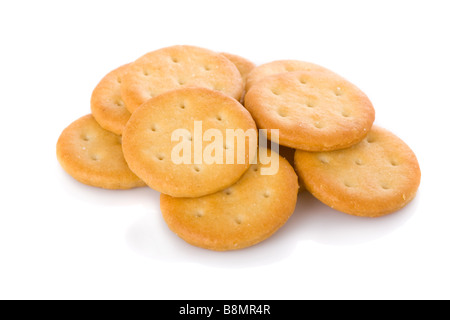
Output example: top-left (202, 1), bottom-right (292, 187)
top-left (57, 45), bottom-right (421, 251)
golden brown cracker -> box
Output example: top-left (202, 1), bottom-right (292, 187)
top-left (244, 70), bottom-right (375, 151)
top-left (245, 59), bottom-right (331, 91)
top-left (294, 126), bottom-right (421, 217)
top-left (91, 64), bottom-right (131, 135)
top-left (122, 87), bottom-right (257, 198)
top-left (121, 45), bottom-right (244, 113)
top-left (160, 149), bottom-right (299, 251)
top-left (56, 114), bottom-right (145, 189)
top-left (220, 52), bottom-right (256, 83)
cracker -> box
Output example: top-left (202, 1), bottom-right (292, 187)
top-left (244, 70), bottom-right (375, 151)
top-left (220, 52), bottom-right (255, 83)
top-left (56, 114), bottom-right (145, 189)
top-left (91, 64), bottom-right (131, 135)
top-left (122, 87), bottom-right (257, 198)
top-left (121, 45), bottom-right (244, 113)
top-left (220, 52), bottom-right (256, 104)
top-left (294, 126), bottom-right (421, 217)
top-left (160, 149), bottom-right (299, 251)
top-left (245, 59), bottom-right (331, 91)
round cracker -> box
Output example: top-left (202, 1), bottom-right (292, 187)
top-left (245, 59), bottom-right (331, 91)
top-left (91, 64), bottom-right (131, 135)
top-left (244, 70), bottom-right (375, 151)
top-left (294, 126), bottom-right (421, 217)
top-left (160, 149), bottom-right (299, 251)
top-left (121, 45), bottom-right (244, 113)
top-left (220, 52), bottom-right (255, 82)
top-left (122, 87), bottom-right (257, 198)
top-left (220, 52), bottom-right (256, 104)
top-left (56, 114), bottom-right (145, 189)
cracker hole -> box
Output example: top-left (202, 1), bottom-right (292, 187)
top-left (391, 160), bottom-right (399, 166)
top-left (204, 65), bottom-right (211, 71)
top-left (314, 122), bottom-right (324, 129)
top-left (116, 100), bottom-right (124, 107)
top-left (319, 156), bottom-right (329, 164)
top-left (150, 125), bottom-right (157, 132)
top-left (224, 189), bottom-right (232, 195)
top-left (253, 166), bottom-right (258, 172)
top-left (271, 88), bottom-right (280, 95)
top-left (180, 103), bottom-right (186, 109)
top-left (355, 159), bottom-right (363, 166)
top-left (335, 87), bottom-right (343, 96)
top-left (367, 136), bottom-right (375, 143)
top-left (341, 111), bottom-right (350, 117)
top-left (306, 103), bottom-right (314, 108)
top-left (216, 115), bottom-right (223, 121)
top-left (194, 165), bottom-right (201, 172)
top-left (344, 182), bottom-right (353, 188)
top-left (91, 155), bottom-right (99, 161)
top-left (178, 79), bottom-right (185, 85)
top-left (235, 217), bottom-right (242, 224)
top-left (223, 143), bottom-right (229, 150)
top-left (143, 70), bottom-right (149, 76)
top-left (171, 57), bottom-right (179, 63)
top-left (278, 110), bottom-right (287, 117)
top-left (263, 191), bottom-right (270, 198)
top-left (381, 184), bottom-right (391, 190)
top-left (195, 211), bottom-right (204, 218)
top-left (82, 135), bottom-right (90, 142)
top-left (299, 78), bottom-right (307, 84)
top-left (156, 154), bottom-right (165, 161)
top-left (117, 77), bottom-right (122, 84)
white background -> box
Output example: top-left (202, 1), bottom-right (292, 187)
top-left (1, 0), bottom-right (449, 300)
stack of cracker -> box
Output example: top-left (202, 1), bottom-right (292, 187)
top-left (57, 45), bottom-right (420, 251)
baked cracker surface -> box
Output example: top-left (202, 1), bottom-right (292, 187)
top-left (56, 114), bottom-right (145, 189)
top-left (294, 126), bottom-right (421, 217)
top-left (160, 149), bottom-right (299, 251)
